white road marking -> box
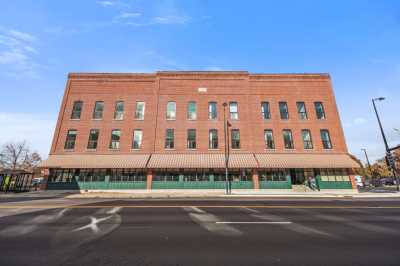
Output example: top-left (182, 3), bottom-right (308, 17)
top-left (241, 207), bottom-right (260, 213)
top-left (189, 213), bottom-right (243, 236)
top-left (183, 207), bottom-right (242, 236)
top-left (317, 214), bottom-right (399, 235)
top-left (182, 206), bottom-right (206, 214)
top-left (0, 208), bottom-right (70, 237)
top-left (72, 216), bottom-right (113, 234)
top-left (252, 213), bottom-right (338, 239)
top-left (294, 208), bottom-right (399, 235)
top-left (106, 207), bottom-right (123, 214)
top-left (216, 221), bottom-right (292, 224)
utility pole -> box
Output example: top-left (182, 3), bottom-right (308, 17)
top-left (361, 148), bottom-right (373, 178)
top-left (222, 103), bottom-right (230, 194)
top-left (372, 98), bottom-right (399, 191)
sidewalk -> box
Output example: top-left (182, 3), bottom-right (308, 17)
top-left (1, 189), bottom-right (399, 199)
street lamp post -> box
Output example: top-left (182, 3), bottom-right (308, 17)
top-left (372, 97), bottom-right (399, 191)
top-left (222, 103), bottom-right (230, 194)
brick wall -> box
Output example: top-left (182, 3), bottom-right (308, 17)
top-left (49, 72), bottom-right (349, 156)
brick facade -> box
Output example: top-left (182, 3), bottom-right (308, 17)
top-left (43, 71), bottom-right (358, 190)
top-left (50, 72), bottom-right (348, 155)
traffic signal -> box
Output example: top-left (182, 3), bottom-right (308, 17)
top-left (386, 152), bottom-right (396, 170)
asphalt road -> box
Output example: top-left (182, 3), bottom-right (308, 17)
top-left (0, 198), bottom-right (400, 266)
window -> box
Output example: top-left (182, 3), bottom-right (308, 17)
top-left (187, 101), bottom-right (197, 120)
top-left (187, 129), bottom-right (196, 149)
top-left (134, 101), bottom-right (145, 120)
top-left (87, 129), bottom-right (99, 149)
top-left (261, 102), bottom-right (271, 120)
top-left (301, 129), bottom-right (313, 149)
top-left (93, 101), bottom-right (104, 119)
top-left (321, 129), bottom-right (332, 149)
top-left (231, 129), bottom-right (240, 149)
top-left (264, 129), bottom-right (275, 149)
top-left (297, 102), bottom-right (308, 120)
top-left (165, 129), bottom-right (174, 149)
top-left (279, 102), bottom-right (289, 119)
top-left (208, 102), bottom-right (217, 120)
top-left (71, 101), bottom-right (83, 119)
top-left (315, 102), bottom-right (326, 119)
top-left (283, 129), bottom-right (294, 149)
top-left (229, 102), bottom-right (238, 120)
top-left (114, 101), bottom-right (124, 120)
top-left (64, 130), bottom-right (77, 150)
top-left (132, 130), bottom-right (143, 149)
top-left (209, 129), bottom-right (218, 149)
top-left (166, 101), bottom-right (176, 120)
top-left (109, 129), bottom-right (121, 149)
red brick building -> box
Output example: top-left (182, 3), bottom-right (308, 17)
top-left (40, 71), bottom-right (360, 190)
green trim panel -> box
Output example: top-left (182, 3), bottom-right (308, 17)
top-left (318, 181), bottom-right (352, 189)
top-left (151, 181), bottom-right (253, 189)
top-left (47, 181), bottom-right (146, 190)
top-left (259, 181), bottom-right (292, 189)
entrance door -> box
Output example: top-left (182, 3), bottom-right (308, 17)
top-left (290, 169), bottom-right (305, 185)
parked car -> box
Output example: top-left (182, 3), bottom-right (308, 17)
top-left (380, 177), bottom-right (395, 186)
top-left (31, 177), bottom-right (44, 185)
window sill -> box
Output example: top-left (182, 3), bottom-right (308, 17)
top-left (166, 119), bottom-right (176, 121)
top-left (86, 149), bottom-right (97, 152)
top-left (108, 149), bottom-right (120, 151)
top-left (186, 148), bottom-right (197, 151)
top-left (164, 148), bottom-right (176, 151)
top-left (131, 148), bottom-right (142, 151)
top-left (112, 119), bottom-right (124, 121)
top-left (208, 148), bottom-right (220, 151)
top-left (134, 118), bottom-right (145, 121)
top-left (92, 118), bottom-right (103, 121)
top-left (264, 148), bottom-right (276, 151)
top-left (70, 118), bottom-right (81, 121)
top-left (64, 149), bottom-right (75, 152)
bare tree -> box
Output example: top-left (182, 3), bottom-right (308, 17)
top-left (0, 141), bottom-right (42, 171)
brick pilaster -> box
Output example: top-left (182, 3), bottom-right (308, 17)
top-left (252, 169), bottom-right (259, 190)
top-left (146, 170), bottom-right (153, 190)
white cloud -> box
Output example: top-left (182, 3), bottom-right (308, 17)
top-left (152, 15), bottom-right (191, 25)
top-left (97, 0), bottom-right (130, 8)
top-left (97, 1), bottom-right (116, 7)
top-left (118, 12), bottom-right (141, 19)
top-left (8, 30), bottom-right (36, 43)
top-left (0, 28), bottom-right (40, 78)
top-left (0, 113), bottom-right (56, 157)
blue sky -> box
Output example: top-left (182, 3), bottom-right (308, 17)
top-left (0, 0), bottom-right (399, 162)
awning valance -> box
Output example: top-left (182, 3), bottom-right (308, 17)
top-left (38, 154), bottom-right (150, 169)
top-left (147, 153), bottom-right (258, 169)
top-left (254, 153), bottom-right (360, 169)
top-left (147, 154), bottom-right (225, 169)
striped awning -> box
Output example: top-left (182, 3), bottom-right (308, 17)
top-left (147, 153), bottom-right (258, 169)
top-left (147, 154), bottom-right (225, 169)
top-left (39, 154), bottom-right (150, 169)
top-left (228, 153), bottom-right (258, 168)
top-left (254, 153), bottom-right (361, 169)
